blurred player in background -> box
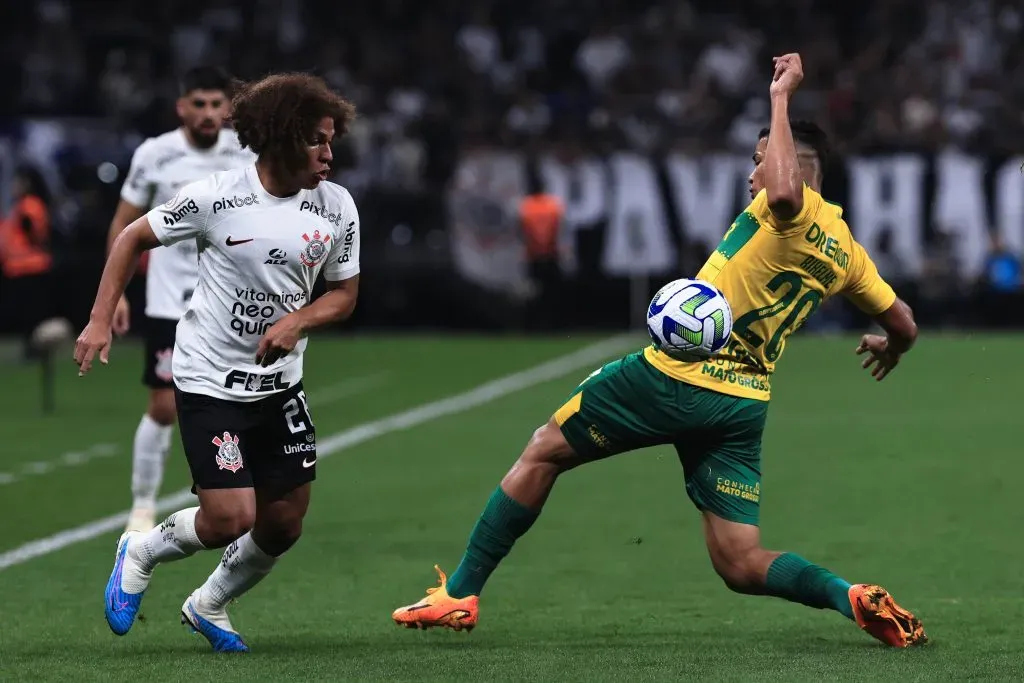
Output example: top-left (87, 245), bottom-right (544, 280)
top-left (109, 66), bottom-right (256, 533)
top-left (392, 54), bottom-right (928, 648)
top-left (76, 72), bottom-right (360, 652)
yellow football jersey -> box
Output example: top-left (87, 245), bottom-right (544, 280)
top-left (644, 184), bottom-right (896, 401)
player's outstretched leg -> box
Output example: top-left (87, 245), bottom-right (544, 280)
top-left (181, 484), bottom-right (308, 653)
top-left (392, 417), bottom-right (586, 631)
top-left (702, 513), bottom-right (927, 648)
top-left (126, 389), bottom-right (176, 532)
top-left (104, 506), bottom-right (206, 635)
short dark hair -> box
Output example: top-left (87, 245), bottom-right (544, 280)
top-left (230, 72), bottom-right (357, 173)
top-left (179, 66), bottom-right (233, 97)
top-left (757, 120), bottom-right (830, 169)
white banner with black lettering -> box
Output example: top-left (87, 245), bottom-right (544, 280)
top-left (448, 149), bottom-right (1024, 294)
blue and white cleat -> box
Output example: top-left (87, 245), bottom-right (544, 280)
top-left (104, 531), bottom-right (151, 635)
top-left (181, 590), bottom-right (249, 653)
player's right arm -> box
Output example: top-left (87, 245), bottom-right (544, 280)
top-left (107, 200), bottom-right (147, 334)
top-left (108, 140), bottom-right (156, 334)
top-left (842, 240), bottom-right (918, 382)
top-left (764, 54), bottom-right (805, 221)
top-left (76, 183), bottom-right (211, 376)
top-left (859, 298), bottom-right (918, 380)
top-left (75, 216), bottom-right (162, 375)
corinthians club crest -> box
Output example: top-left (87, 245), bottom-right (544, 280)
top-left (212, 432), bottom-right (244, 473)
top-left (299, 230), bottom-right (331, 267)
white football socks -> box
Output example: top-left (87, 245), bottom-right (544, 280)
top-left (197, 533), bottom-right (278, 610)
top-left (130, 414), bottom-right (173, 509)
top-left (131, 506), bottom-right (206, 574)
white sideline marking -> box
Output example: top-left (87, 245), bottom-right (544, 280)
top-left (0, 443), bottom-right (119, 487)
top-left (308, 372), bottom-right (390, 406)
top-left (0, 335), bottom-right (636, 571)
top-left (0, 375), bottom-right (383, 489)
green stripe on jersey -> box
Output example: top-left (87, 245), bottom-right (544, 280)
top-left (716, 211), bottom-right (760, 260)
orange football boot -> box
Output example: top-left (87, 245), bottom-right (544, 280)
top-left (392, 565), bottom-right (479, 632)
top-left (849, 584), bottom-right (927, 647)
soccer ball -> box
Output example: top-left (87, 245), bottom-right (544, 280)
top-left (646, 278), bottom-right (733, 360)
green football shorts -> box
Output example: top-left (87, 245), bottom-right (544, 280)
top-left (554, 350), bottom-right (769, 526)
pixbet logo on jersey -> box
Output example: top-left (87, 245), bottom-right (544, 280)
top-left (299, 230), bottom-right (331, 267)
top-left (299, 200), bottom-right (343, 226)
top-left (213, 192), bottom-right (259, 214)
top-left (163, 197), bottom-right (199, 225)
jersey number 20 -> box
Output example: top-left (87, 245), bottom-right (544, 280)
top-left (732, 271), bottom-right (822, 363)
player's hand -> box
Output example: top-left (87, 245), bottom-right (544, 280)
top-left (769, 53), bottom-right (803, 99)
top-left (74, 321), bottom-right (112, 377)
top-left (112, 295), bottom-right (131, 336)
top-left (255, 314), bottom-right (303, 367)
top-left (855, 334), bottom-right (899, 381)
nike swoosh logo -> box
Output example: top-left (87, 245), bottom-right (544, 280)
top-left (225, 236), bottom-right (254, 246)
top-left (302, 457), bottom-right (316, 468)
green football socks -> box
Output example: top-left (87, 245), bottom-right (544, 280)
top-left (765, 552), bottom-right (854, 619)
top-left (446, 487), bottom-right (539, 599)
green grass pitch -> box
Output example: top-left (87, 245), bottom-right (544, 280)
top-left (0, 333), bottom-right (1020, 681)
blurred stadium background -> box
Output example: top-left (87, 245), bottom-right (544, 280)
top-left (1, 1), bottom-right (1022, 680)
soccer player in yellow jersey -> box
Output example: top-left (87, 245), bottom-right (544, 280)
top-left (392, 54), bottom-right (927, 648)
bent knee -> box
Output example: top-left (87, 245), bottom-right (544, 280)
top-left (147, 389), bottom-right (177, 426)
top-left (254, 507), bottom-right (305, 555)
top-left (520, 419), bottom-right (580, 470)
top-left (201, 507), bottom-right (255, 547)
top-left (707, 542), bottom-right (773, 594)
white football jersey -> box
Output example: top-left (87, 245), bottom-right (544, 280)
top-left (121, 128), bottom-right (257, 320)
top-left (147, 165), bottom-right (361, 402)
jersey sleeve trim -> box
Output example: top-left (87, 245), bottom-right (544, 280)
top-left (147, 184), bottom-right (211, 247)
top-left (854, 284), bottom-right (897, 316)
top-left (323, 266), bottom-right (360, 281)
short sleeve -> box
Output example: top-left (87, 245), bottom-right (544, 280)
top-left (146, 180), bottom-right (212, 247)
top-left (323, 191), bottom-right (360, 281)
top-left (753, 184), bottom-right (821, 232)
top-left (120, 140), bottom-right (157, 209)
top-left (842, 240), bottom-right (897, 315)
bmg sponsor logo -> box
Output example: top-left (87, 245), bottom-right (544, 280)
top-left (213, 192), bottom-right (259, 214)
top-left (299, 200), bottom-right (343, 226)
top-left (338, 221), bottom-right (356, 264)
top-left (163, 198), bottom-right (199, 225)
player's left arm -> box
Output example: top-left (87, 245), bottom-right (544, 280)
top-left (254, 275), bottom-right (360, 368)
top-left (297, 275), bottom-right (359, 330)
top-left (842, 240), bottom-right (918, 381)
top-left (255, 193), bottom-right (361, 367)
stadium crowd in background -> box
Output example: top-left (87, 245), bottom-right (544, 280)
top-left (0, 0), bottom-right (1022, 340)
top-left (3, 0), bottom-right (1023, 194)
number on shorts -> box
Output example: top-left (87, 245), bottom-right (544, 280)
top-left (283, 391), bottom-right (312, 434)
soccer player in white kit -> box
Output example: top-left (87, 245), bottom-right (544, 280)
top-left (108, 66), bottom-right (256, 534)
top-left (75, 73), bottom-right (360, 652)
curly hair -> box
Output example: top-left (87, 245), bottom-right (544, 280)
top-left (231, 73), bottom-right (356, 174)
